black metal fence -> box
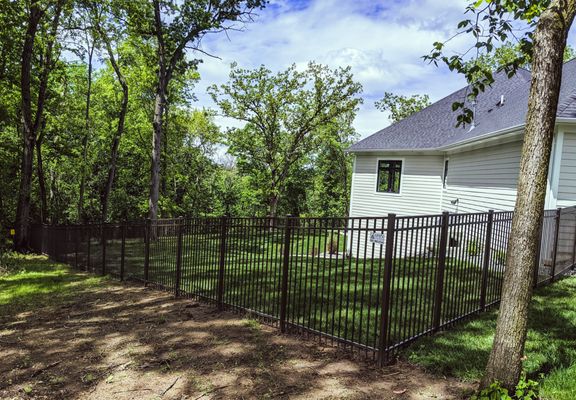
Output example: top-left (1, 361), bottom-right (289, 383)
top-left (29, 206), bottom-right (576, 365)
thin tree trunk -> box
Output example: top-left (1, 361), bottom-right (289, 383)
top-left (78, 36), bottom-right (94, 223)
top-left (96, 23), bottom-right (129, 223)
top-left (482, 0), bottom-right (576, 389)
top-left (149, 0), bottom-right (168, 226)
top-left (14, 2), bottom-right (43, 251)
top-left (14, 0), bottom-right (62, 250)
top-left (36, 118), bottom-right (48, 223)
top-left (150, 87), bottom-right (165, 223)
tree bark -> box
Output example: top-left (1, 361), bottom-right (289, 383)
top-left (96, 23), bottom-right (129, 223)
top-left (36, 118), bottom-right (48, 223)
top-left (149, 0), bottom-right (168, 225)
top-left (482, 0), bottom-right (576, 389)
top-left (14, 2), bottom-right (43, 251)
top-left (78, 34), bottom-right (94, 223)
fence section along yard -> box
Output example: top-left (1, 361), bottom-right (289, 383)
top-left (29, 206), bottom-right (576, 365)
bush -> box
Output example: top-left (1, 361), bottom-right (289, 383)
top-left (471, 374), bottom-right (539, 400)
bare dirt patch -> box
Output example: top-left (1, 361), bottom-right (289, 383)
top-left (0, 279), bottom-right (473, 399)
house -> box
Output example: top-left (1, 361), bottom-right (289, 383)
top-left (346, 60), bottom-right (576, 263)
top-left (348, 60), bottom-right (576, 218)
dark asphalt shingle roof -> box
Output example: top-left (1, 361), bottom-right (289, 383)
top-left (349, 59), bottom-right (576, 151)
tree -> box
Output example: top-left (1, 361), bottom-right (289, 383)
top-left (307, 118), bottom-right (357, 217)
top-left (209, 63), bottom-right (363, 218)
top-left (128, 0), bottom-right (265, 224)
top-left (87, 0), bottom-right (130, 222)
top-left (14, 0), bottom-right (65, 250)
top-left (465, 41), bottom-right (576, 80)
top-left (374, 92), bottom-right (431, 123)
top-left (426, 0), bottom-right (576, 390)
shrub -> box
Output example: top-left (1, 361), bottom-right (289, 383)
top-left (471, 374), bottom-right (539, 400)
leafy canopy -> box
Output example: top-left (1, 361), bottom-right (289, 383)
top-left (375, 92), bottom-right (431, 123)
top-left (424, 0), bottom-right (551, 126)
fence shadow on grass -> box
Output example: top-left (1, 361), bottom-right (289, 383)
top-left (28, 207), bottom-right (576, 365)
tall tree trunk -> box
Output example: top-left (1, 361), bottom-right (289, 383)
top-left (14, 3), bottom-right (43, 251)
top-left (15, 0), bottom-right (63, 250)
top-left (78, 36), bottom-right (94, 223)
top-left (482, 0), bottom-right (576, 389)
top-left (149, 0), bottom-right (170, 225)
top-left (36, 118), bottom-right (48, 223)
top-left (150, 86), bottom-right (165, 223)
top-left (96, 23), bottom-right (129, 223)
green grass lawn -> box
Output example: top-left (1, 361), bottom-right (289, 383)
top-left (64, 231), bottom-right (504, 353)
top-left (0, 252), bottom-right (104, 316)
top-left (405, 276), bottom-right (576, 400)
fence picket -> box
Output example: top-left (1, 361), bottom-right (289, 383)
top-left (280, 215), bottom-right (293, 333)
top-left (480, 210), bottom-right (494, 310)
top-left (26, 206), bottom-right (576, 365)
top-left (433, 212), bottom-right (449, 331)
top-left (217, 215), bottom-right (228, 310)
top-left (550, 208), bottom-right (562, 281)
top-left (377, 213), bottom-right (395, 366)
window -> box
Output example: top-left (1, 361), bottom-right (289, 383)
top-left (443, 159), bottom-right (449, 189)
top-left (377, 160), bottom-right (402, 193)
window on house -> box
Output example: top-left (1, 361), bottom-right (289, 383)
top-left (443, 159), bottom-right (449, 189)
top-left (377, 160), bottom-right (402, 193)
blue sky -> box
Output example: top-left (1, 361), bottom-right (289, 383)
top-left (193, 0), bottom-right (477, 140)
top-left (192, 0), bottom-right (576, 140)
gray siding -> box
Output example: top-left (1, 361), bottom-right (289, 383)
top-left (558, 132), bottom-right (576, 204)
top-left (349, 154), bottom-right (444, 217)
top-left (442, 141), bottom-right (522, 213)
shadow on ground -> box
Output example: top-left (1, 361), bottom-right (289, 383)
top-left (0, 261), bottom-right (473, 400)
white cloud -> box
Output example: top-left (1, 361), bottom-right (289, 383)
top-left (190, 0), bottom-right (480, 139)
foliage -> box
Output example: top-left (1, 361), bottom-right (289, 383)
top-left (464, 41), bottom-right (576, 81)
top-left (374, 92), bottom-right (431, 123)
top-left (423, 0), bottom-right (550, 126)
top-left (209, 62), bottom-right (362, 216)
top-left (0, 0), bottom-right (361, 235)
top-left (471, 374), bottom-right (539, 400)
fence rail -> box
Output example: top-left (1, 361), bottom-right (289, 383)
top-left (29, 206), bottom-right (576, 365)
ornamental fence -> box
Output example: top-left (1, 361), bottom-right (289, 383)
top-left (29, 206), bottom-right (576, 365)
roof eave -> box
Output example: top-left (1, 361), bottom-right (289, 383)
top-left (348, 118), bottom-right (576, 155)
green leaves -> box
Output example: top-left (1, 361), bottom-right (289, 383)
top-left (375, 92), bottom-right (431, 123)
top-left (423, 0), bottom-right (550, 127)
top-left (210, 62), bottom-right (362, 216)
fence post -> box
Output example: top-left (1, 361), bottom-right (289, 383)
top-left (479, 210), bottom-right (494, 310)
top-left (572, 214), bottom-right (576, 268)
top-left (533, 214), bottom-right (545, 288)
top-left (144, 218), bottom-right (151, 286)
top-left (280, 215), bottom-right (293, 333)
top-left (74, 226), bottom-right (79, 269)
top-left (550, 208), bottom-right (561, 281)
top-left (217, 215), bottom-right (229, 310)
top-left (101, 223), bottom-right (107, 276)
top-left (120, 222), bottom-right (126, 281)
top-left (433, 211), bottom-right (450, 331)
top-left (174, 217), bottom-right (184, 297)
top-left (378, 213), bottom-right (396, 366)
top-left (86, 225), bottom-right (91, 271)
